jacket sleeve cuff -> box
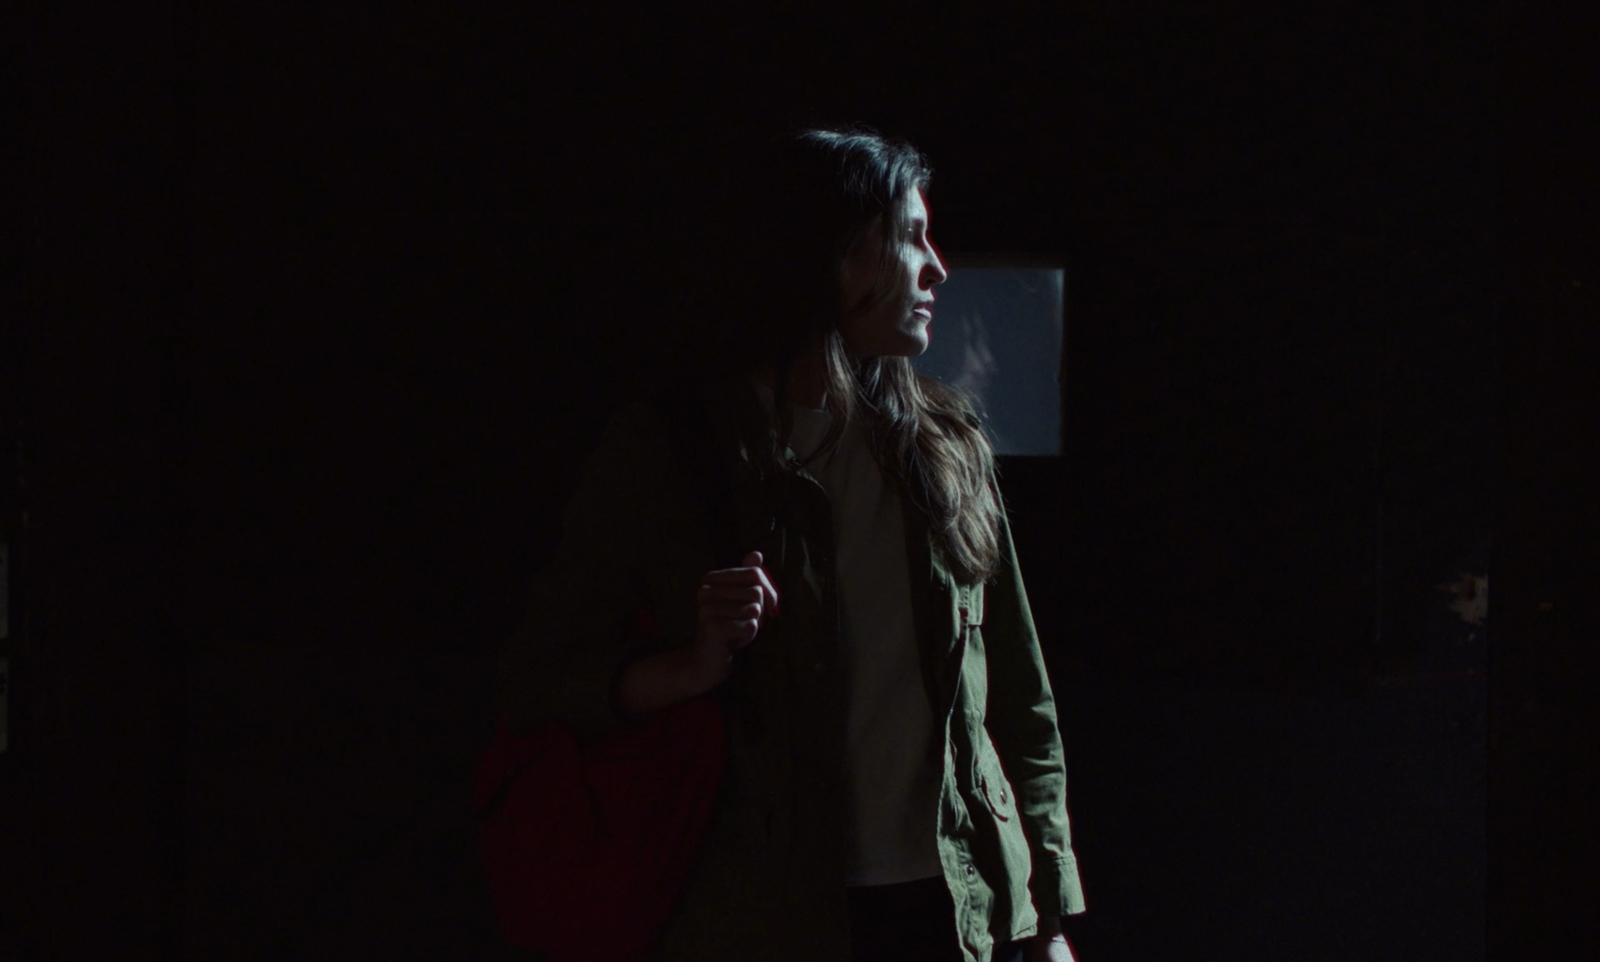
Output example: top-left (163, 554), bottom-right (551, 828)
top-left (1032, 853), bottom-right (1088, 918)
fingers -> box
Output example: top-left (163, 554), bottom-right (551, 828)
top-left (693, 553), bottom-right (776, 663)
top-left (700, 552), bottom-right (780, 614)
top-left (696, 584), bottom-right (766, 607)
top-left (704, 600), bottom-right (763, 621)
top-left (742, 551), bottom-right (777, 613)
top-left (696, 601), bottom-right (761, 650)
top-left (754, 562), bottom-right (779, 614)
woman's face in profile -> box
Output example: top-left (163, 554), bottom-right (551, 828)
top-left (837, 188), bottom-right (949, 359)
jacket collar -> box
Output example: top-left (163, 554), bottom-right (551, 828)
top-left (695, 374), bottom-right (825, 489)
top-left (694, 374), bottom-right (967, 715)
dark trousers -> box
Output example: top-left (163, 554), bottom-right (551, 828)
top-left (847, 875), bottom-right (1026, 962)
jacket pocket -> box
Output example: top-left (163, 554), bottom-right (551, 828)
top-left (975, 731), bottom-right (1015, 823)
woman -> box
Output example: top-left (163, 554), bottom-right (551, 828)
top-left (496, 125), bottom-right (1085, 962)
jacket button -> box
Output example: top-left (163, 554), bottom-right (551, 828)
top-left (966, 865), bottom-right (976, 877)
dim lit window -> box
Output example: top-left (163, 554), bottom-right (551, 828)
top-left (911, 256), bottom-right (1064, 456)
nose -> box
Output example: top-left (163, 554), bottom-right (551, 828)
top-left (925, 241), bottom-right (950, 287)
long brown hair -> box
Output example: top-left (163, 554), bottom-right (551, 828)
top-left (696, 124), bottom-right (1005, 585)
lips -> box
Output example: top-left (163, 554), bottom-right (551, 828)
top-left (913, 301), bottom-right (934, 318)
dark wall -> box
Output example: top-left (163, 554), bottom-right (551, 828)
top-left (5, 1), bottom-right (1515, 959)
top-left (154, 0), bottom-right (1499, 677)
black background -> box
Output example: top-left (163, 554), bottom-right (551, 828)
top-left (3, 1), bottom-right (1594, 959)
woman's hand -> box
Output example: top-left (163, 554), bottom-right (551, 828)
top-left (688, 551), bottom-right (779, 686)
top-left (1024, 934), bottom-right (1077, 962)
top-left (1025, 916), bottom-right (1077, 962)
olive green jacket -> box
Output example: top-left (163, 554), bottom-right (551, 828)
top-left (495, 378), bottom-right (1086, 962)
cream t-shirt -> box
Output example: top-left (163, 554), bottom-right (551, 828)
top-left (752, 381), bottom-right (945, 887)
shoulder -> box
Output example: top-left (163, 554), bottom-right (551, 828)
top-left (563, 400), bottom-right (681, 516)
top-left (591, 396), bottom-right (677, 456)
top-left (581, 391), bottom-right (724, 500)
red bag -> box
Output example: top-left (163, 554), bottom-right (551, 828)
top-left (474, 603), bottom-right (727, 961)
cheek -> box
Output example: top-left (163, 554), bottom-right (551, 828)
top-left (900, 252), bottom-right (921, 284)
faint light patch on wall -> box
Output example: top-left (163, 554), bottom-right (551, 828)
top-left (950, 309), bottom-right (999, 427)
top-left (913, 266), bottom-right (1065, 456)
top-left (1436, 572), bottom-right (1488, 628)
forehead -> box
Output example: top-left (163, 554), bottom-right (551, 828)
top-left (903, 186), bottom-right (930, 221)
